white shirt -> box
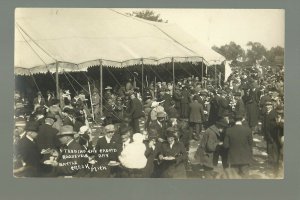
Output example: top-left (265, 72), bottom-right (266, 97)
top-left (105, 136), bottom-right (112, 144)
top-left (169, 141), bottom-right (175, 149)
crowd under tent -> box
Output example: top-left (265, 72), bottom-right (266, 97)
top-left (14, 8), bottom-right (225, 115)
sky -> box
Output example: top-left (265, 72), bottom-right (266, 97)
top-left (117, 9), bottom-right (284, 50)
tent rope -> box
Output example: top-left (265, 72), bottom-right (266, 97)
top-left (148, 65), bottom-right (164, 82)
top-left (106, 67), bottom-right (122, 87)
top-left (16, 24), bottom-right (56, 83)
top-left (16, 23), bottom-right (57, 61)
top-left (62, 71), bottom-right (78, 95)
top-left (64, 71), bottom-right (89, 93)
top-left (29, 71), bottom-right (42, 94)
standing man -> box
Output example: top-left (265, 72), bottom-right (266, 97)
top-left (127, 93), bottom-right (143, 133)
top-left (180, 86), bottom-right (190, 119)
top-left (233, 91), bottom-right (246, 120)
top-left (223, 114), bottom-right (253, 178)
top-left (188, 95), bottom-right (205, 139)
top-left (92, 88), bottom-right (101, 121)
top-left (194, 118), bottom-right (228, 179)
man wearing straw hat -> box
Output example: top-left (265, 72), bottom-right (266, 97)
top-left (50, 125), bottom-right (88, 177)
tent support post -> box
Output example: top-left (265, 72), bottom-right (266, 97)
top-left (141, 59), bottom-right (144, 100)
top-left (172, 57), bottom-right (175, 90)
top-left (99, 60), bottom-right (103, 117)
top-left (201, 58), bottom-right (204, 87)
top-left (56, 61), bottom-right (59, 99)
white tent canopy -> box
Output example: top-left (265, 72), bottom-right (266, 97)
top-left (15, 8), bottom-right (225, 75)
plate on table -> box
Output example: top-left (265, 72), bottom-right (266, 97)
top-left (108, 161), bottom-right (120, 166)
top-left (43, 160), bottom-right (58, 165)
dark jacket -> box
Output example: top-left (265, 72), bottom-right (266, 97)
top-left (195, 125), bottom-right (222, 168)
top-left (56, 139), bottom-right (88, 177)
top-left (224, 124), bottom-right (253, 165)
top-left (235, 99), bottom-right (246, 117)
top-left (95, 135), bottom-right (121, 164)
top-left (16, 136), bottom-right (43, 177)
top-left (218, 96), bottom-right (230, 117)
top-left (189, 101), bottom-right (205, 123)
top-left (128, 98), bottom-right (143, 119)
top-left (36, 124), bottom-right (60, 151)
top-left (157, 141), bottom-right (187, 178)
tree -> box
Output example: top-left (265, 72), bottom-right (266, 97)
top-left (245, 42), bottom-right (267, 66)
top-left (127, 10), bottom-right (168, 23)
top-left (265, 46), bottom-right (284, 65)
top-left (212, 42), bottom-right (246, 62)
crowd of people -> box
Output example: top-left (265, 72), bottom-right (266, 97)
top-left (13, 64), bottom-right (284, 178)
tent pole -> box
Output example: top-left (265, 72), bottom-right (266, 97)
top-left (172, 57), bottom-right (175, 90)
top-left (56, 61), bottom-right (60, 100)
top-left (99, 60), bottom-right (103, 117)
top-left (141, 59), bottom-right (144, 100)
top-left (201, 58), bottom-right (204, 88)
top-left (214, 64), bottom-right (217, 87)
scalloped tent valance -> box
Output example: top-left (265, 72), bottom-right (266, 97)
top-left (15, 8), bottom-right (224, 75)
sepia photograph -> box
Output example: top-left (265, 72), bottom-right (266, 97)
top-left (13, 8), bottom-right (284, 179)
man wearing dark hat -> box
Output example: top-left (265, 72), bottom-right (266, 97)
top-left (233, 91), bottom-right (246, 120)
top-left (15, 121), bottom-right (42, 177)
top-left (127, 93), bottom-right (143, 133)
top-left (273, 104), bottom-right (284, 176)
top-left (223, 114), bottom-right (253, 178)
top-left (189, 95), bottom-right (205, 139)
top-left (157, 127), bottom-right (187, 178)
top-left (217, 90), bottom-right (230, 121)
top-left (36, 113), bottom-right (60, 155)
top-left (180, 86), bottom-right (190, 118)
top-left (265, 103), bottom-right (284, 176)
top-left (195, 118), bottom-right (228, 179)
top-left (208, 90), bottom-right (221, 126)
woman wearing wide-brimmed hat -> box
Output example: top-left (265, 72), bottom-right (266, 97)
top-left (157, 127), bottom-right (188, 178)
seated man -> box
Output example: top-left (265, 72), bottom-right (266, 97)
top-left (94, 124), bottom-right (121, 177)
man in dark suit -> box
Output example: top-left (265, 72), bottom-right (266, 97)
top-left (15, 121), bottom-right (42, 177)
top-left (218, 90), bottom-right (230, 121)
top-left (36, 113), bottom-right (60, 153)
top-left (94, 124), bottom-right (121, 177)
top-left (189, 95), bottom-right (205, 138)
top-left (180, 86), bottom-right (190, 118)
top-left (233, 92), bottom-right (246, 120)
top-left (127, 93), bottom-right (143, 133)
top-left (51, 125), bottom-right (88, 177)
top-left (223, 114), bottom-right (253, 178)
top-left (208, 90), bottom-right (220, 126)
